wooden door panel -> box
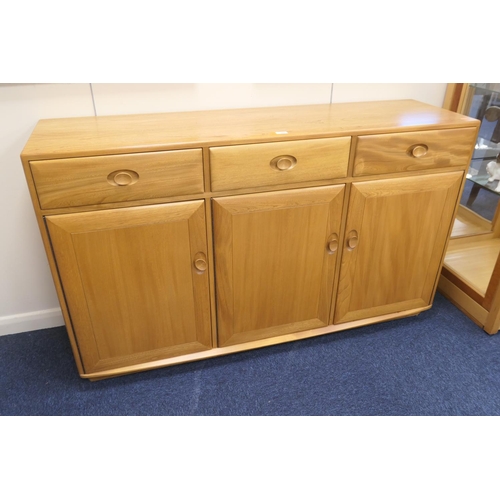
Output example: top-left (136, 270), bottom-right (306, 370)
top-left (46, 201), bottom-right (212, 373)
top-left (335, 171), bottom-right (463, 323)
top-left (214, 185), bottom-right (345, 347)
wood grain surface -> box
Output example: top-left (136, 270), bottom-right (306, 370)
top-left (335, 171), bottom-right (463, 323)
top-left (46, 201), bottom-right (212, 372)
top-left (31, 149), bottom-right (203, 209)
top-left (210, 137), bottom-right (350, 191)
top-left (213, 185), bottom-right (345, 346)
top-left (354, 127), bottom-right (477, 176)
top-left (22, 100), bottom-right (479, 161)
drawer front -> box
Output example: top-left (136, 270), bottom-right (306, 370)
top-left (210, 137), bottom-right (351, 192)
top-left (353, 127), bottom-right (477, 176)
top-left (31, 149), bottom-right (204, 209)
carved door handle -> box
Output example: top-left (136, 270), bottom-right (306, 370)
top-left (326, 234), bottom-right (339, 253)
top-left (194, 253), bottom-right (207, 272)
top-left (347, 230), bottom-right (359, 250)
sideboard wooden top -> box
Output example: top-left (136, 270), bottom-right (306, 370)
top-left (21, 99), bottom-right (479, 160)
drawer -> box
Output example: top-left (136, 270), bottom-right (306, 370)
top-left (353, 127), bottom-right (477, 176)
top-left (31, 149), bottom-right (204, 209)
top-left (210, 137), bottom-right (351, 192)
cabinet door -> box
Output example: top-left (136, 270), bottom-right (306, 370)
top-left (213, 185), bottom-right (345, 347)
top-left (46, 201), bottom-right (212, 374)
top-left (334, 171), bottom-right (463, 323)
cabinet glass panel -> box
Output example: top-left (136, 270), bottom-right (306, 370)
top-left (459, 83), bottom-right (500, 224)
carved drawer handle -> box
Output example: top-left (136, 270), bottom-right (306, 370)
top-left (409, 144), bottom-right (428, 158)
top-left (326, 234), bottom-right (339, 254)
top-left (270, 155), bottom-right (297, 171)
top-left (107, 170), bottom-right (139, 187)
top-left (347, 230), bottom-right (359, 250)
top-left (194, 253), bottom-right (208, 272)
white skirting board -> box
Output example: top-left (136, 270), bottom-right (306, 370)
top-left (0, 308), bottom-right (64, 336)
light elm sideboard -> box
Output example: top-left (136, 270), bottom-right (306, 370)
top-left (21, 100), bottom-right (479, 380)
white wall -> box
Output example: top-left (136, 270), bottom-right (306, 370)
top-left (0, 83), bottom-right (448, 335)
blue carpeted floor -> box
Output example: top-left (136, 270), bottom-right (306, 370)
top-left (1, 293), bottom-right (499, 416)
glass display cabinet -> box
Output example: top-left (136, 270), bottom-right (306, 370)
top-left (439, 83), bottom-right (500, 334)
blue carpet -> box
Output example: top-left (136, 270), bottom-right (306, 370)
top-left (1, 293), bottom-right (500, 416)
